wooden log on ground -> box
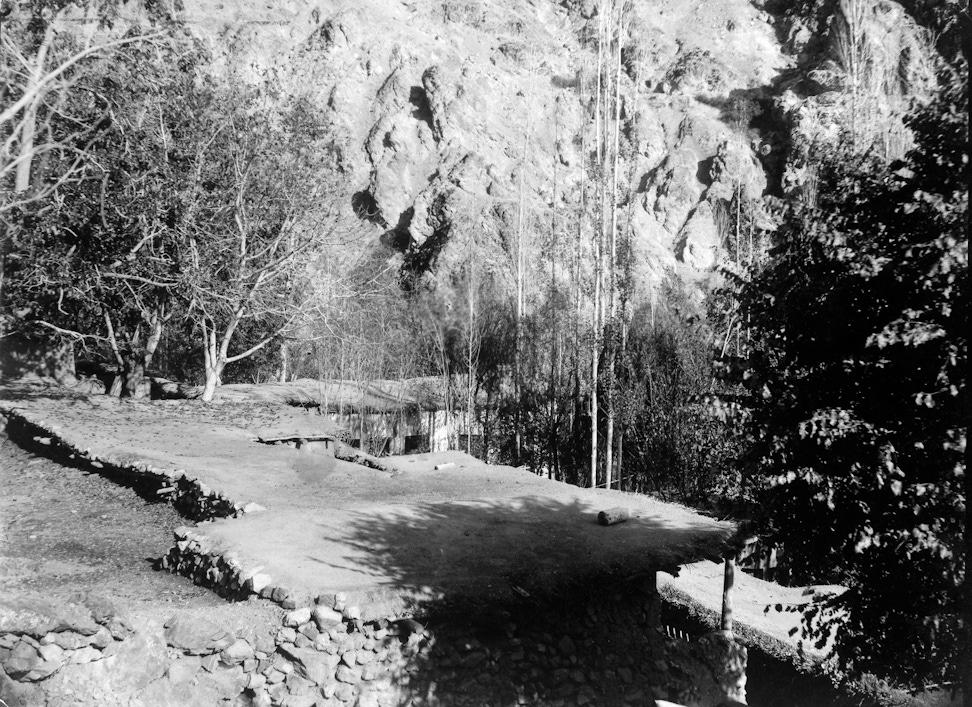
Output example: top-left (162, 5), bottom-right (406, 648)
top-left (597, 507), bottom-right (630, 526)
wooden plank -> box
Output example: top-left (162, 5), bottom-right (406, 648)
top-left (255, 434), bottom-right (335, 443)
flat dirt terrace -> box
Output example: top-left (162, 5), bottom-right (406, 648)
top-left (0, 383), bottom-right (735, 619)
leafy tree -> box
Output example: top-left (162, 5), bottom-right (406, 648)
top-left (717, 73), bottom-right (967, 691)
top-left (0, 2), bottom-right (164, 319)
top-left (3, 33), bottom-right (205, 395)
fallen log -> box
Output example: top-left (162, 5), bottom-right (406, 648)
top-left (597, 507), bottom-right (629, 526)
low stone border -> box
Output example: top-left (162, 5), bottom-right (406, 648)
top-left (1, 584), bottom-right (749, 707)
top-left (0, 594), bottom-right (134, 683)
top-left (0, 406), bottom-right (262, 522)
top-left (161, 526), bottom-right (273, 603)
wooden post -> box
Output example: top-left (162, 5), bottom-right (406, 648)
top-left (721, 553), bottom-right (736, 633)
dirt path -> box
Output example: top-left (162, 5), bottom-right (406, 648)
top-left (0, 430), bottom-right (283, 638)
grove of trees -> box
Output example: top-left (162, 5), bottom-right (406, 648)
top-left (2, 11), bottom-right (357, 401)
top-left (1, 0), bottom-right (968, 697)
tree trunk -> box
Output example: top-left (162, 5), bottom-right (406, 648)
top-left (200, 326), bottom-right (224, 403)
top-left (120, 358), bottom-right (145, 398)
top-left (590, 344), bottom-right (599, 488)
top-left (588, 4), bottom-right (608, 490)
top-left (616, 316), bottom-right (628, 490)
top-left (201, 365), bottom-right (221, 402)
top-left (604, 0), bottom-right (624, 491)
top-left (2, 31), bottom-right (46, 313)
top-left (360, 386), bottom-right (367, 454)
top-left (605, 378), bottom-right (614, 489)
top-left (549, 97), bottom-right (560, 479)
top-left (279, 340), bottom-right (289, 383)
top-left (616, 427), bottom-right (623, 491)
top-left (467, 254), bottom-right (476, 457)
top-left (13, 22), bottom-right (55, 195)
top-left (964, 366), bottom-right (972, 707)
top-left (514, 135), bottom-right (527, 465)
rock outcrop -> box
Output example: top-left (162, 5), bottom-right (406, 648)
top-left (46, 0), bottom-right (801, 313)
top-left (22, 0), bottom-right (945, 325)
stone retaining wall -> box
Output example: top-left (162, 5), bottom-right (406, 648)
top-left (159, 525), bottom-right (747, 706)
top-left (0, 409), bottom-right (257, 521)
top-left (155, 521), bottom-right (746, 706)
top-left (0, 514), bottom-right (747, 707)
top-left (160, 526), bottom-right (267, 602)
top-left (0, 406), bottom-right (747, 706)
top-left (1, 586), bottom-right (745, 707)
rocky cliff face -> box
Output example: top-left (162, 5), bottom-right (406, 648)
top-left (90, 0), bottom-right (938, 311)
top-left (106, 0), bottom-right (785, 309)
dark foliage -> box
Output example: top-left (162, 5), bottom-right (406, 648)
top-left (716, 72), bottom-right (968, 689)
top-left (3, 33), bottom-right (209, 393)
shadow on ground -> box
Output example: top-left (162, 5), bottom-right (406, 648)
top-left (333, 495), bottom-right (724, 613)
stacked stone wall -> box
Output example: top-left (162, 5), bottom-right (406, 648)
top-left (0, 406), bottom-right (747, 706)
top-left (1, 410), bottom-right (256, 522)
top-left (1, 585), bottom-right (746, 707)
top-left (159, 528), bottom-right (678, 704)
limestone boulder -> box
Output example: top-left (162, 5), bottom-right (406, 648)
top-left (0, 596), bottom-right (100, 638)
top-left (163, 615), bottom-right (234, 656)
top-left (195, 663), bottom-right (247, 699)
top-left (653, 147), bottom-right (704, 235)
top-left (220, 638), bottom-right (255, 665)
top-left (664, 47), bottom-right (737, 97)
top-left (278, 643), bottom-right (333, 686)
top-left (107, 629), bottom-right (169, 693)
top-left (366, 81), bottom-right (441, 230)
top-left (2, 640), bottom-right (44, 681)
top-left (0, 671), bottom-right (42, 707)
top-left (677, 202), bottom-right (722, 272)
top-left (627, 204), bottom-right (680, 298)
top-left (707, 140), bottom-right (767, 203)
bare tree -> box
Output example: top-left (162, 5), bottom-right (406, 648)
top-left (180, 86), bottom-right (349, 401)
top-left (463, 246), bottom-right (483, 455)
top-left (835, 0), bottom-right (873, 153)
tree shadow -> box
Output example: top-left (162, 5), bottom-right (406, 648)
top-left (336, 495), bottom-right (725, 609)
top-left (319, 494), bottom-right (732, 703)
